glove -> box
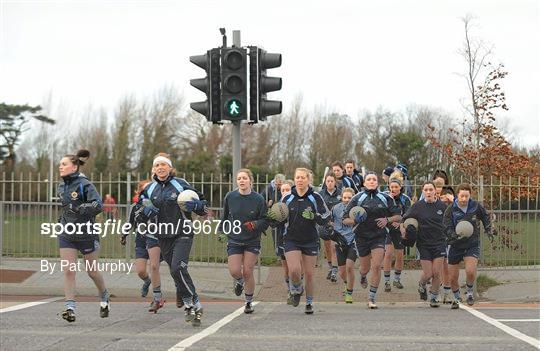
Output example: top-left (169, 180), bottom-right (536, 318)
top-left (244, 221), bottom-right (256, 232)
top-left (447, 232), bottom-right (459, 245)
top-left (184, 200), bottom-right (205, 213)
top-left (218, 233), bottom-right (228, 243)
top-left (301, 208), bottom-right (315, 220)
top-left (142, 198), bottom-right (159, 217)
top-left (354, 211), bottom-right (367, 224)
top-left (66, 203), bottom-right (79, 215)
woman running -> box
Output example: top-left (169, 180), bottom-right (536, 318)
top-left (382, 177), bottom-right (411, 292)
top-left (270, 168), bottom-right (331, 314)
top-left (134, 153), bottom-right (208, 326)
top-left (218, 169), bottom-right (269, 314)
top-left (444, 183), bottom-right (494, 308)
top-left (331, 187), bottom-right (357, 303)
top-left (57, 149), bottom-right (109, 322)
top-left (122, 180), bottom-right (166, 312)
top-left (343, 172), bottom-right (400, 309)
top-left (318, 173), bottom-right (342, 283)
top-left (402, 181), bottom-right (448, 307)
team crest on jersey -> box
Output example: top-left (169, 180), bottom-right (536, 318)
top-left (70, 191), bottom-right (78, 200)
top-left (171, 192), bottom-right (177, 199)
top-left (437, 210), bottom-right (443, 215)
top-left (337, 195), bottom-right (341, 200)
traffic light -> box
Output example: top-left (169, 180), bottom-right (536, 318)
top-left (221, 47), bottom-right (247, 121)
top-left (249, 47), bottom-right (282, 123)
top-left (190, 48), bottom-right (221, 124)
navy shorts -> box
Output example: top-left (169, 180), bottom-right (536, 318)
top-left (355, 236), bottom-right (386, 257)
top-left (417, 245), bottom-right (447, 261)
top-left (385, 231), bottom-right (404, 250)
top-left (447, 244), bottom-right (480, 265)
top-left (135, 234), bottom-right (161, 259)
top-left (283, 241), bottom-right (319, 256)
top-left (227, 242), bottom-right (261, 256)
top-left (58, 236), bottom-right (100, 255)
top-left (335, 242), bottom-right (358, 266)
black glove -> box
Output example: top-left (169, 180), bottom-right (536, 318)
top-left (447, 232), bottom-right (459, 245)
top-left (66, 203), bottom-right (79, 215)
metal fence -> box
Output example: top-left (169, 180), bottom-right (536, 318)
top-left (1, 172), bottom-right (539, 269)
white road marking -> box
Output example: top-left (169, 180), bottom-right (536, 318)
top-left (168, 302), bottom-right (259, 351)
top-left (461, 304), bottom-right (540, 349)
top-left (496, 319), bottom-right (540, 322)
top-left (0, 296), bottom-right (63, 313)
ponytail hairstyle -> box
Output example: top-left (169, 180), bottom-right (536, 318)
top-left (64, 149), bottom-right (91, 171)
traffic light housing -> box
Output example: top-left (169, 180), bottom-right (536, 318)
top-left (190, 48), bottom-right (221, 124)
top-left (221, 48), bottom-right (247, 121)
top-left (249, 47), bottom-right (282, 123)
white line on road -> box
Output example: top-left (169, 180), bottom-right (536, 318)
top-left (461, 304), bottom-right (540, 350)
top-left (496, 319), bottom-right (540, 322)
top-left (168, 302), bottom-right (259, 351)
top-left (0, 296), bottom-right (63, 313)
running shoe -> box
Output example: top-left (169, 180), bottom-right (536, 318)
top-left (148, 299), bottom-right (165, 313)
top-left (234, 282), bottom-right (244, 297)
top-left (141, 279), bottom-right (151, 298)
top-left (429, 298), bottom-right (440, 308)
top-left (100, 301), bottom-right (110, 318)
top-left (466, 295), bottom-right (474, 306)
top-left (61, 309), bottom-right (76, 323)
top-left (418, 284), bottom-right (427, 301)
top-left (305, 304), bottom-right (314, 314)
top-left (344, 293), bottom-right (353, 304)
top-left (451, 300), bottom-right (459, 310)
top-left (330, 272), bottom-right (338, 283)
top-left (442, 291), bottom-right (452, 304)
top-left (191, 307), bottom-right (203, 327)
top-left (185, 307), bottom-right (195, 322)
top-left (384, 282), bottom-right (391, 292)
top-left (244, 302), bottom-right (254, 314)
top-left (393, 280), bottom-right (404, 289)
top-left (360, 275), bottom-right (368, 289)
top-left (326, 270), bottom-right (332, 280)
top-left (367, 299), bottom-right (378, 309)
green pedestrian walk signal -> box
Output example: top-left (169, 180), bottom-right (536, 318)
top-left (225, 99), bottom-right (242, 117)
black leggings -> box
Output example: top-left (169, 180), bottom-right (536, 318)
top-left (159, 236), bottom-right (198, 305)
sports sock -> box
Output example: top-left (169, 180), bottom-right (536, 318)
top-left (394, 270), bottom-right (402, 281)
top-left (245, 293), bottom-right (254, 303)
top-left (153, 286), bottom-right (162, 301)
top-left (466, 283), bottom-right (474, 296)
top-left (384, 271), bottom-right (391, 283)
top-left (453, 289), bottom-right (461, 300)
top-left (100, 289), bottom-right (110, 302)
top-left (368, 285), bottom-right (378, 301)
top-left (65, 299), bottom-right (76, 311)
top-left (306, 296), bottom-right (313, 305)
top-left (346, 289), bottom-right (353, 295)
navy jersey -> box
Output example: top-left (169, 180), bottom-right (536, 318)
top-left (343, 189), bottom-right (400, 240)
top-left (443, 198), bottom-right (491, 249)
top-left (135, 174), bottom-right (207, 239)
top-left (282, 186), bottom-right (331, 244)
top-left (349, 170), bottom-right (364, 192)
top-left (219, 190), bottom-right (269, 244)
top-left (57, 172), bottom-right (103, 242)
top-left (403, 199), bottom-right (448, 248)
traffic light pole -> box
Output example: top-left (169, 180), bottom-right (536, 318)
top-left (232, 30), bottom-right (242, 179)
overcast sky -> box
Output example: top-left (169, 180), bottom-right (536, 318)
top-left (1, 0), bottom-right (539, 147)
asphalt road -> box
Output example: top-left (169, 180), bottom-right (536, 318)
top-left (1, 296), bottom-right (538, 351)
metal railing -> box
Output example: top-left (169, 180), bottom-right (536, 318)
top-left (1, 172), bottom-right (539, 269)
